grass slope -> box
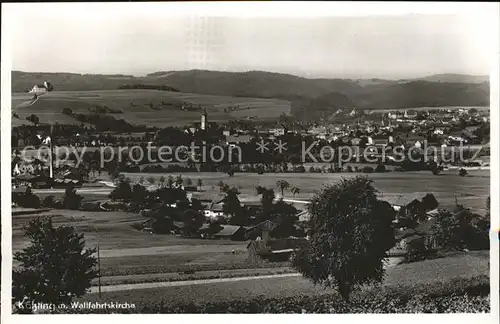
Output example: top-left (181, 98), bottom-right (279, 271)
top-left (12, 89), bottom-right (291, 126)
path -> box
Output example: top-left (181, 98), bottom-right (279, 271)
top-left (89, 273), bottom-right (301, 293)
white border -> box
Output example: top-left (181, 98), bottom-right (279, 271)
top-left (1, 1), bottom-right (14, 322)
top-left (1, 2), bottom-right (499, 324)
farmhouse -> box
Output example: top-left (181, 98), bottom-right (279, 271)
top-left (225, 134), bottom-right (252, 146)
top-left (203, 202), bottom-right (225, 219)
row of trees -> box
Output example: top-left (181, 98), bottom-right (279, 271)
top-left (13, 187), bottom-right (83, 210)
top-left (130, 174), bottom-right (203, 190)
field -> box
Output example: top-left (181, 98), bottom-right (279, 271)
top-left (11, 90), bottom-right (291, 127)
top-left (12, 208), bottom-right (250, 277)
top-left (78, 251), bottom-right (489, 307)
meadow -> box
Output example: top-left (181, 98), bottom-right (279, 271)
top-left (12, 208), bottom-right (250, 277)
top-left (76, 252), bottom-right (489, 310)
top-left (11, 90), bottom-right (291, 127)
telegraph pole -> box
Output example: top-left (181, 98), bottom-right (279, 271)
top-left (97, 243), bottom-right (102, 298)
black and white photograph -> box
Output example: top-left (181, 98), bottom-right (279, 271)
top-left (1, 2), bottom-right (498, 320)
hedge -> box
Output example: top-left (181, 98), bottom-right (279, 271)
top-left (61, 275), bottom-right (489, 314)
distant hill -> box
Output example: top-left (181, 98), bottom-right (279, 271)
top-left (146, 70), bottom-right (365, 99)
top-left (352, 80), bottom-right (490, 110)
top-left (12, 70), bottom-right (490, 122)
top-left (291, 92), bottom-right (357, 120)
top-left (411, 73), bottom-right (489, 84)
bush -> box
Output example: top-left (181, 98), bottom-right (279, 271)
top-left (14, 190), bottom-right (41, 209)
top-left (459, 168), bottom-right (468, 177)
top-left (295, 165), bottom-right (306, 173)
top-left (362, 166), bottom-right (374, 173)
top-left (374, 164), bottom-right (386, 173)
top-left (80, 202), bottom-right (101, 211)
top-left (42, 195), bottom-right (61, 208)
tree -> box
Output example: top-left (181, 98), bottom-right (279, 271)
top-left (109, 179), bottom-right (133, 202)
top-left (62, 108), bottom-right (73, 115)
top-left (255, 185), bottom-right (266, 195)
top-left (12, 217), bottom-right (97, 313)
top-left (147, 176), bottom-right (155, 185)
top-left (175, 175), bottom-right (184, 187)
top-left (159, 176), bottom-right (166, 188)
top-left (432, 206), bottom-right (490, 251)
top-left (291, 186), bottom-right (300, 197)
top-left (362, 166), bottom-right (374, 173)
top-left (459, 168), bottom-right (468, 177)
top-left (197, 178), bottom-right (203, 191)
top-left (432, 208), bottom-right (470, 250)
top-left (486, 196), bottom-right (490, 218)
top-left (151, 213), bottom-right (174, 234)
top-left (13, 188), bottom-right (41, 209)
top-left (374, 164), bottom-right (386, 173)
top-left (421, 193), bottom-right (439, 212)
top-left (292, 176), bottom-right (396, 301)
top-left (184, 177), bottom-right (193, 186)
top-left (131, 183), bottom-right (149, 206)
top-left (223, 189), bottom-right (245, 225)
top-left (182, 209), bottom-right (204, 236)
top-left (63, 187), bottom-right (83, 210)
top-left (167, 175), bottom-right (174, 188)
top-left (270, 200), bottom-right (299, 238)
top-left (26, 114), bottom-right (40, 125)
top-left (258, 188), bottom-right (276, 222)
top-left (42, 195), bottom-right (57, 208)
top-left (276, 180), bottom-right (290, 197)
top-left (429, 161), bottom-right (441, 175)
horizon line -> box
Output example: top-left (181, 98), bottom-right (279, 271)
top-left (11, 68), bottom-right (490, 81)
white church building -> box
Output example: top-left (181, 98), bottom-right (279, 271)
top-left (29, 81), bottom-right (52, 94)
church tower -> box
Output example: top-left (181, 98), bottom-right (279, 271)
top-left (201, 108), bottom-right (208, 130)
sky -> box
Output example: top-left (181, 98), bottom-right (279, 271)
top-left (5, 3), bottom-right (496, 79)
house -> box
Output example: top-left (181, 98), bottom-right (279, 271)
top-left (213, 225), bottom-right (246, 241)
top-left (372, 138), bottom-right (388, 147)
top-left (247, 238), bottom-right (308, 262)
top-left (350, 138), bottom-right (361, 146)
top-left (203, 202), bottom-right (225, 219)
top-left (52, 178), bottom-right (82, 188)
top-left (225, 134), bottom-right (252, 146)
top-left (61, 168), bottom-right (87, 182)
top-left (271, 128), bottom-right (286, 137)
top-left (297, 210), bottom-right (311, 222)
top-left (12, 185), bottom-right (30, 195)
